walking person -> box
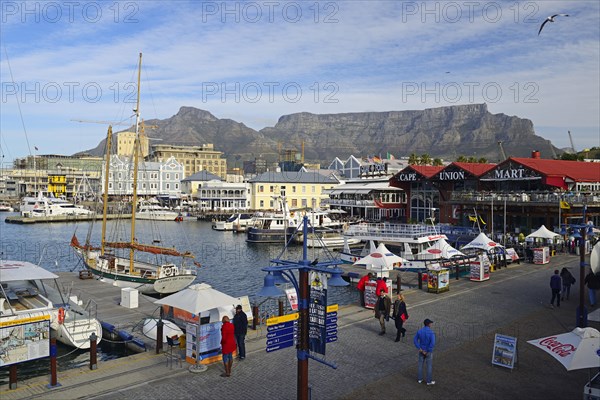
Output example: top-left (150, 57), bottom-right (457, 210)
top-left (393, 293), bottom-right (408, 342)
top-left (357, 272), bottom-right (374, 307)
top-left (232, 305), bottom-right (248, 360)
top-left (374, 291), bottom-right (391, 336)
top-left (560, 268), bottom-right (575, 301)
top-left (585, 270), bottom-right (600, 307)
top-left (220, 315), bottom-right (236, 377)
top-left (414, 318), bottom-right (436, 385)
top-left (550, 269), bottom-right (562, 308)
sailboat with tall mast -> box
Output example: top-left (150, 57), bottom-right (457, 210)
top-left (71, 53), bottom-right (198, 295)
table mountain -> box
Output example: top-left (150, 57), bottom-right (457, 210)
top-left (80, 104), bottom-right (560, 164)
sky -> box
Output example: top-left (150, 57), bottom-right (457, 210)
top-left (1, 0), bottom-right (599, 163)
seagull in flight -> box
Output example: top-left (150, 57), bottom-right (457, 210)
top-left (538, 14), bottom-right (569, 35)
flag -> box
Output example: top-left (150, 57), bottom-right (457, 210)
top-left (560, 201), bottom-right (570, 210)
top-left (479, 216), bottom-right (486, 225)
top-left (373, 156), bottom-right (382, 163)
top-left (468, 215), bottom-right (477, 222)
top-left (387, 152), bottom-right (395, 160)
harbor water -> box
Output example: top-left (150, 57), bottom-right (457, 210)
top-left (0, 213), bottom-right (356, 383)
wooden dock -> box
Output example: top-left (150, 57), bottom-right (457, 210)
top-left (57, 272), bottom-right (161, 350)
top-left (5, 214), bottom-right (131, 224)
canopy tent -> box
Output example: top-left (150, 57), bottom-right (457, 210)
top-left (417, 238), bottom-right (465, 259)
top-left (591, 241), bottom-right (600, 274)
top-left (526, 225), bottom-right (560, 240)
top-left (527, 327), bottom-right (600, 371)
top-left (353, 243), bottom-right (408, 271)
top-left (461, 232), bottom-right (504, 252)
top-left (155, 283), bottom-right (239, 317)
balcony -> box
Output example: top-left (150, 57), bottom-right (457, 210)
top-left (450, 191), bottom-right (600, 206)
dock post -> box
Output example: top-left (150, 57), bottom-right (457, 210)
top-left (48, 338), bottom-right (60, 388)
top-left (396, 274), bottom-right (401, 293)
top-left (89, 333), bottom-right (98, 370)
top-left (9, 365), bottom-right (17, 390)
top-left (278, 299), bottom-right (284, 316)
top-left (252, 304), bottom-right (259, 330)
top-left (156, 320), bottom-right (164, 354)
top-left (418, 272), bottom-right (423, 290)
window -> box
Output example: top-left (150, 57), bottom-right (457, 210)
top-left (292, 199), bottom-right (297, 207)
top-left (302, 186), bottom-right (306, 193)
top-left (292, 186), bottom-right (296, 193)
top-left (166, 183), bottom-right (170, 189)
top-left (301, 199), bottom-right (307, 207)
top-left (166, 173), bottom-right (170, 180)
top-left (311, 186), bottom-right (315, 193)
top-left (259, 185), bottom-right (264, 193)
top-left (260, 200), bottom-right (264, 207)
top-left (270, 186), bottom-right (274, 193)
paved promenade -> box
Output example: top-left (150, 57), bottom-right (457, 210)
top-left (1, 254), bottom-right (597, 400)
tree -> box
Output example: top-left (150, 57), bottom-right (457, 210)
top-left (432, 158), bottom-right (443, 166)
top-left (408, 153), bottom-right (419, 165)
top-left (477, 157), bottom-right (488, 163)
top-left (420, 154), bottom-right (432, 166)
top-left (456, 155), bottom-right (468, 162)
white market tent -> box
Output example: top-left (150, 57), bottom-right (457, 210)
top-left (526, 225), bottom-right (560, 240)
top-left (353, 243), bottom-right (408, 271)
top-left (462, 232), bottom-right (504, 252)
top-left (417, 238), bottom-right (465, 259)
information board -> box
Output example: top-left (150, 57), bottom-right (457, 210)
top-left (0, 314), bottom-right (51, 367)
top-left (491, 333), bottom-right (518, 369)
top-left (326, 304), bottom-right (338, 343)
top-left (266, 313), bottom-right (298, 352)
top-left (309, 271), bottom-right (328, 355)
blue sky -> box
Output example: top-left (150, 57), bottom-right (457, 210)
top-left (1, 1), bottom-right (599, 162)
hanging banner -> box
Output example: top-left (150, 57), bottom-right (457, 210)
top-left (286, 287), bottom-right (299, 311)
top-left (309, 271), bottom-right (328, 355)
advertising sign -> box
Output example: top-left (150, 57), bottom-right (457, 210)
top-left (285, 287), bottom-right (298, 311)
top-left (185, 321), bottom-right (222, 365)
top-left (492, 333), bottom-right (518, 369)
top-left (364, 280), bottom-right (378, 309)
top-left (0, 315), bottom-right (51, 367)
top-left (309, 271), bottom-right (328, 355)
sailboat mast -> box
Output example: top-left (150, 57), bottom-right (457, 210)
top-left (129, 52), bottom-right (143, 270)
top-left (100, 126), bottom-right (112, 256)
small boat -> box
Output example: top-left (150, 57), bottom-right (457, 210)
top-left (0, 203), bottom-right (14, 212)
top-left (0, 260), bottom-right (102, 349)
top-left (137, 202), bottom-right (179, 221)
top-left (212, 213), bottom-right (254, 231)
top-left (306, 232), bottom-right (362, 249)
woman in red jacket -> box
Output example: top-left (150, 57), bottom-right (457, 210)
top-left (220, 315), bottom-right (236, 377)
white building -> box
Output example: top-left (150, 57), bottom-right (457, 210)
top-left (183, 171), bottom-right (250, 211)
top-left (104, 155), bottom-right (183, 197)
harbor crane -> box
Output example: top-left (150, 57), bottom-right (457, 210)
top-left (497, 141), bottom-right (507, 161)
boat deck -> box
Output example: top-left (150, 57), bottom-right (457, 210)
top-left (56, 272), bottom-right (161, 349)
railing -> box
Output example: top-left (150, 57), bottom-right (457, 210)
top-left (450, 191), bottom-right (600, 205)
top-left (345, 222), bottom-right (439, 239)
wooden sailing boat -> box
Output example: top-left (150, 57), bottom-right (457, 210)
top-left (71, 53), bottom-right (198, 295)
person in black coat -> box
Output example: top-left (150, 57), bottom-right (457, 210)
top-left (393, 294), bottom-right (408, 342)
top-left (232, 305), bottom-right (248, 360)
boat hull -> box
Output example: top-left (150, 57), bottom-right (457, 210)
top-left (246, 226), bottom-right (297, 243)
top-left (88, 268), bottom-right (196, 295)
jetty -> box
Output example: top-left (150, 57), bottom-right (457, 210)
top-left (5, 214), bottom-right (131, 224)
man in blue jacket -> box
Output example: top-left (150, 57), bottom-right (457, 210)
top-left (414, 318), bottom-right (436, 385)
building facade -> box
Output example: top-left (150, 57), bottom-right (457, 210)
top-left (105, 155), bottom-right (183, 197)
top-left (117, 131), bottom-right (150, 158)
top-left (149, 144), bottom-right (227, 180)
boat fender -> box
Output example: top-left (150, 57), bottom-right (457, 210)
top-left (58, 307), bottom-right (65, 324)
top-left (101, 321), bottom-right (116, 332)
top-left (118, 330), bottom-right (133, 341)
top-left (131, 338), bottom-right (147, 350)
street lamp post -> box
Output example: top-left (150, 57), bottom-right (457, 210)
top-left (258, 216), bottom-right (348, 400)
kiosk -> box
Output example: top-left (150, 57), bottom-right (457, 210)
top-left (427, 268), bottom-right (450, 293)
top-left (470, 253), bottom-right (491, 282)
top-left (533, 247), bottom-right (550, 264)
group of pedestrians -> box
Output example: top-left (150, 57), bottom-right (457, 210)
top-left (219, 304), bottom-right (248, 377)
top-left (366, 273), bottom-right (436, 386)
top-left (550, 267), bottom-right (600, 308)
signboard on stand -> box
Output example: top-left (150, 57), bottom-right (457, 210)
top-left (491, 333), bottom-right (518, 369)
top-left (427, 269), bottom-right (450, 293)
top-left (364, 280), bottom-right (377, 309)
top-left (185, 321), bottom-right (222, 365)
top-left (0, 315), bottom-right (50, 367)
top-left (309, 271), bottom-right (328, 355)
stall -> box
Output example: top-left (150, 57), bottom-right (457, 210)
top-left (469, 253), bottom-right (491, 282)
top-left (533, 247), bottom-right (550, 264)
top-left (427, 268), bottom-right (450, 293)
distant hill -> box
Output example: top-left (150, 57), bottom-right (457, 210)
top-left (79, 103), bottom-right (562, 164)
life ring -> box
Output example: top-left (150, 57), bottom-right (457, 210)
top-left (164, 266), bottom-right (174, 277)
top-left (352, 257), bottom-right (357, 262)
top-left (58, 307), bottom-right (65, 324)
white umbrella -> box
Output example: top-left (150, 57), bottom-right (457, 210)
top-left (462, 232), bottom-right (503, 251)
top-left (154, 283), bottom-right (239, 315)
top-left (527, 327), bottom-right (600, 371)
top-left (590, 241), bottom-right (600, 274)
top-left (353, 243), bottom-right (408, 271)
top-left (417, 238), bottom-right (465, 259)
top-left (526, 225), bottom-right (560, 239)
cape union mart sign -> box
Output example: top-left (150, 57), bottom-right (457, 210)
top-left (438, 171), bottom-right (465, 181)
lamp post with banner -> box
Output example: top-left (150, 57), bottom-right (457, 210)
top-left (257, 215), bottom-right (348, 400)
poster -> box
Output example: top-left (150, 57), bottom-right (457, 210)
top-left (492, 333), bottom-right (517, 369)
top-left (185, 321), bottom-right (222, 365)
top-left (0, 315), bottom-right (51, 367)
top-left (427, 269), bottom-right (450, 293)
top-left (308, 271), bottom-right (327, 355)
top-left (364, 280), bottom-right (377, 309)
top-left (470, 253), bottom-right (491, 282)
top-left (285, 287), bottom-right (298, 311)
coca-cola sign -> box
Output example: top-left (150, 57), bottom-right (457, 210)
top-left (538, 336), bottom-right (576, 357)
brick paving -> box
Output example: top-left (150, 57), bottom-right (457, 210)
top-left (1, 254), bottom-right (596, 400)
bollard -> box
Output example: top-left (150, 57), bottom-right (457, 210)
top-left (396, 274), bottom-right (402, 293)
top-left (278, 299), bottom-right (284, 316)
top-left (90, 333), bottom-right (98, 370)
top-left (252, 304), bottom-right (259, 330)
top-left (48, 338), bottom-right (60, 388)
top-left (9, 365), bottom-right (17, 390)
top-left (156, 319), bottom-right (164, 354)
top-left (455, 264), bottom-right (460, 280)
top-left (418, 272), bottom-right (423, 290)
